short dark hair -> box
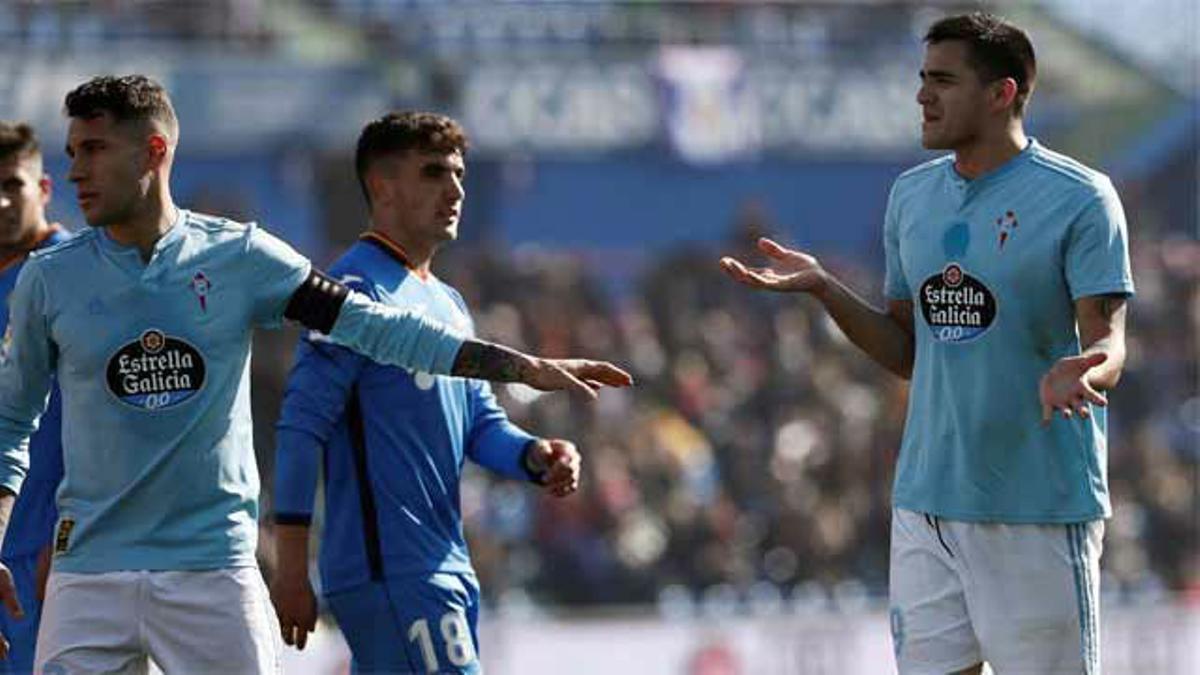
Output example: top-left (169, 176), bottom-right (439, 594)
top-left (0, 121), bottom-right (41, 163)
top-left (64, 74), bottom-right (179, 137)
top-left (925, 12), bottom-right (1037, 116)
top-left (355, 112), bottom-right (468, 206)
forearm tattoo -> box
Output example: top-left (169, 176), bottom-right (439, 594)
top-left (451, 340), bottom-right (534, 382)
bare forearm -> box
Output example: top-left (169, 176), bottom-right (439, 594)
top-left (451, 340), bottom-right (538, 382)
top-left (1076, 294), bottom-right (1128, 391)
top-left (814, 275), bottom-right (914, 379)
top-left (1080, 335), bottom-right (1125, 390)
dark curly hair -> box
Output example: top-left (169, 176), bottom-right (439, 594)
top-left (925, 12), bottom-right (1037, 116)
top-left (0, 121), bottom-right (41, 163)
top-left (64, 74), bottom-right (179, 137)
top-left (355, 112), bottom-right (468, 206)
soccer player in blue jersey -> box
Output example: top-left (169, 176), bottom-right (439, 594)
top-left (269, 112), bottom-right (586, 674)
top-left (0, 122), bottom-right (70, 675)
top-left (721, 13), bottom-right (1131, 675)
top-left (0, 76), bottom-right (630, 674)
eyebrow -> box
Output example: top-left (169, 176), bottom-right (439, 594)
top-left (921, 69), bottom-right (958, 80)
top-left (423, 161), bottom-right (465, 175)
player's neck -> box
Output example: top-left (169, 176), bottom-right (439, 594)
top-left (369, 220), bottom-right (437, 276)
top-left (392, 233), bottom-right (436, 276)
top-left (953, 122), bottom-right (1027, 180)
top-left (106, 186), bottom-right (179, 263)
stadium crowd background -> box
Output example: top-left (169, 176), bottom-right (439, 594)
top-left (2, 0), bottom-right (1196, 667)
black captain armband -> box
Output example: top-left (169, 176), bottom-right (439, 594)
top-left (283, 269), bottom-right (350, 334)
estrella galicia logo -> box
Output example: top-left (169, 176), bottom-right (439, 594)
top-left (918, 263), bottom-right (997, 342)
top-left (105, 329), bottom-right (206, 410)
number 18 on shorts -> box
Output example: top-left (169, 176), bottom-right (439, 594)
top-left (326, 573), bottom-right (483, 674)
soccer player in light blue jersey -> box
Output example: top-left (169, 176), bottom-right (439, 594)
top-left (0, 76), bottom-right (630, 674)
top-left (0, 122), bottom-right (70, 675)
top-left (269, 112), bottom-right (585, 674)
top-left (721, 13), bottom-right (1131, 675)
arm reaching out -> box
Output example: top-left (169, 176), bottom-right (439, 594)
top-left (452, 342), bottom-right (633, 399)
top-left (282, 270), bottom-right (633, 398)
top-left (721, 238), bottom-right (915, 379)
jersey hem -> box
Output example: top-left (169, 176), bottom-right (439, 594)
top-left (51, 551), bottom-right (258, 574)
top-left (1069, 281), bottom-right (1135, 301)
top-left (892, 500), bottom-right (1109, 524)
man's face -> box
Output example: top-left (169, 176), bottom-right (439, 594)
top-left (377, 149), bottom-right (465, 247)
top-left (0, 153), bottom-right (50, 248)
top-left (65, 113), bottom-right (148, 228)
top-left (916, 41), bottom-right (992, 151)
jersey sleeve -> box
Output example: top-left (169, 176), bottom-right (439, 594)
top-left (1065, 181), bottom-right (1136, 300)
top-left (882, 181), bottom-right (911, 301)
top-left (327, 290), bottom-right (465, 376)
top-left (465, 379), bottom-right (537, 482)
top-left (245, 223), bottom-right (313, 329)
top-left (274, 277), bottom-right (375, 524)
top-left (0, 262), bottom-right (57, 495)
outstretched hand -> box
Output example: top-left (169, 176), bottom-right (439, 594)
top-left (525, 359), bottom-right (633, 400)
top-left (720, 238), bottom-right (827, 294)
top-left (1039, 352), bottom-right (1108, 425)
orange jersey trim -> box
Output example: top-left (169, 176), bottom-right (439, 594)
top-left (359, 230), bottom-right (432, 281)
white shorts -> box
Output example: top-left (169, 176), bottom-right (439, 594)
top-left (35, 567), bottom-right (280, 675)
top-left (889, 508), bottom-right (1103, 675)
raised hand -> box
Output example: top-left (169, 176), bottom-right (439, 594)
top-left (720, 237), bottom-right (828, 294)
top-left (524, 439), bottom-right (582, 497)
top-left (1039, 352), bottom-right (1108, 424)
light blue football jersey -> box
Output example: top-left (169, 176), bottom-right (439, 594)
top-left (0, 210), bottom-right (465, 573)
top-left (884, 140), bottom-right (1134, 523)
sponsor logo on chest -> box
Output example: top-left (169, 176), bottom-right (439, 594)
top-left (918, 263), bottom-right (997, 342)
top-left (105, 329), bottom-right (207, 410)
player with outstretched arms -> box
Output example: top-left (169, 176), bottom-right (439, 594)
top-left (0, 75), bottom-right (630, 674)
top-left (722, 13), bottom-right (1132, 675)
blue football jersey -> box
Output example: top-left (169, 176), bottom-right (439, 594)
top-left (275, 232), bottom-right (536, 594)
top-left (0, 211), bottom-right (465, 574)
top-left (0, 225), bottom-right (69, 560)
top-left (884, 140), bottom-right (1135, 523)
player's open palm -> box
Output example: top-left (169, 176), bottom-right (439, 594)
top-left (1039, 352), bottom-right (1108, 424)
top-left (720, 237), bottom-right (827, 294)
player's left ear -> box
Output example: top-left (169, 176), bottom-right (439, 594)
top-left (990, 77), bottom-right (1019, 115)
top-left (146, 133), bottom-right (170, 171)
